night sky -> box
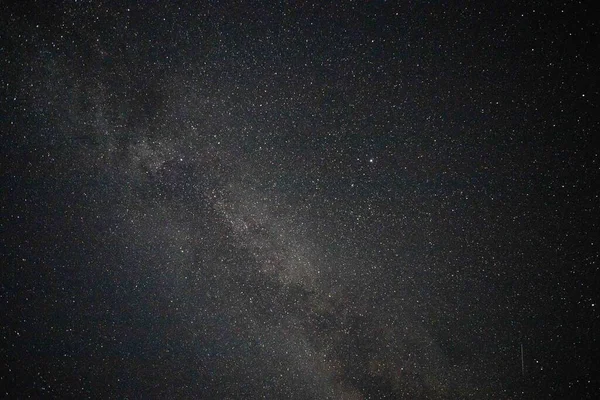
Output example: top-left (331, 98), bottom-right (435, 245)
top-left (2, 1), bottom-right (599, 398)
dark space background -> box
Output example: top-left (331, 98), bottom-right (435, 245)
top-left (1, 1), bottom-right (598, 398)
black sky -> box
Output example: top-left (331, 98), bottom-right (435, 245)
top-left (2, 1), bottom-right (599, 398)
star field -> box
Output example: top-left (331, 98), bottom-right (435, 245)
top-left (2, 1), bottom-right (599, 398)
